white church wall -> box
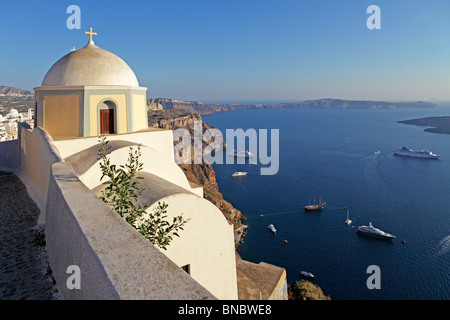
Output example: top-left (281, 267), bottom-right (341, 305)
top-left (73, 144), bottom-right (192, 192)
top-left (145, 192), bottom-right (239, 300)
top-left (54, 129), bottom-right (175, 162)
top-left (46, 161), bottom-right (216, 300)
top-left (18, 123), bottom-right (64, 207)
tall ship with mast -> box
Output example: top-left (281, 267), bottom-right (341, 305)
top-left (304, 196), bottom-right (326, 212)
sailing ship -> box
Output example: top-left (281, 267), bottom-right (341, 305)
top-left (304, 196), bottom-right (326, 211)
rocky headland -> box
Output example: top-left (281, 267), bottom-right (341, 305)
top-left (288, 280), bottom-right (331, 300)
top-left (398, 116), bottom-right (450, 134)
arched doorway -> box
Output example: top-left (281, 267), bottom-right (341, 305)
top-left (98, 100), bottom-right (116, 134)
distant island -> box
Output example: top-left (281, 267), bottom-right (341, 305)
top-left (398, 116), bottom-right (450, 134)
top-left (0, 85), bottom-right (33, 97)
top-left (148, 98), bottom-right (437, 114)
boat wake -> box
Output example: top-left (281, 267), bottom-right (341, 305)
top-left (363, 154), bottom-right (385, 187)
top-left (437, 235), bottom-right (450, 255)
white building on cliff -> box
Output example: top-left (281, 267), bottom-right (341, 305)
top-left (0, 28), bottom-right (287, 300)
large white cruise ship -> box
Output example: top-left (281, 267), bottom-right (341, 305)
top-left (393, 146), bottom-right (440, 159)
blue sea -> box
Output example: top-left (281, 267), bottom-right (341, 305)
top-left (202, 105), bottom-right (450, 300)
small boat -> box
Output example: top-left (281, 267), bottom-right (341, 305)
top-left (374, 150), bottom-right (381, 155)
top-left (344, 209), bottom-right (352, 225)
top-left (304, 196), bottom-right (326, 211)
top-left (229, 149), bottom-right (252, 158)
top-left (300, 271), bottom-right (314, 278)
top-left (357, 222), bottom-right (396, 240)
top-left (232, 171), bottom-right (248, 177)
top-left (268, 224), bottom-right (276, 234)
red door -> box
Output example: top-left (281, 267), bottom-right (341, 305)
top-left (100, 109), bottom-right (114, 134)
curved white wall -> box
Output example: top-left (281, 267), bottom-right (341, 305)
top-left (18, 124), bottom-right (64, 207)
top-left (75, 145), bottom-right (193, 191)
top-left (46, 162), bottom-right (216, 300)
top-left (145, 192), bottom-right (238, 300)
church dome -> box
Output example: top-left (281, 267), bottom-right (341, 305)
top-left (41, 41), bottom-right (139, 87)
top-left (7, 108), bottom-right (19, 118)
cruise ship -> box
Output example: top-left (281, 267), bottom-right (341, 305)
top-left (357, 222), bottom-right (396, 240)
top-left (393, 146), bottom-right (440, 159)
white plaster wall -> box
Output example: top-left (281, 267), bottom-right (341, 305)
top-left (54, 130), bottom-right (175, 161)
top-left (18, 124), bottom-right (64, 205)
top-left (46, 162), bottom-right (216, 300)
top-left (145, 193), bottom-right (238, 300)
top-left (78, 145), bottom-right (193, 192)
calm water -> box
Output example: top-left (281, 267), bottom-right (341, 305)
top-left (203, 106), bottom-right (450, 300)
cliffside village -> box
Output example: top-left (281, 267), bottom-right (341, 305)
top-left (0, 108), bottom-right (34, 141)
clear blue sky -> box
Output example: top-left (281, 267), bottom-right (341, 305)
top-left (1, 0), bottom-right (450, 102)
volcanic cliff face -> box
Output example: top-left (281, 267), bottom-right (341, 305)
top-left (148, 109), bottom-right (244, 230)
top-left (148, 98), bottom-right (265, 114)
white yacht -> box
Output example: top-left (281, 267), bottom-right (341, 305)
top-left (230, 150), bottom-right (252, 158)
top-left (268, 224), bottom-right (277, 234)
top-left (232, 171), bottom-right (248, 177)
top-left (357, 222), bottom-right (396, 240)
top-left (300, 271), bottom-right (314, 278)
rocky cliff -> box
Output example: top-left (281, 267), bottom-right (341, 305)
top-left (148, 109), bottom-right (245, 235)
top-left (288, 280), bottom-right (331, 300)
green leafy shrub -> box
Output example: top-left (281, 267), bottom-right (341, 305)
top-left (97, 135), bottom-right (189, 250)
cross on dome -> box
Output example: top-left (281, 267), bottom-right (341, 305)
top-left (85, 27), bottom-right (97, 44)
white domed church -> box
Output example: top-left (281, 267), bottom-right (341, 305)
top-left (34, 28), bottom-right (148, 138)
